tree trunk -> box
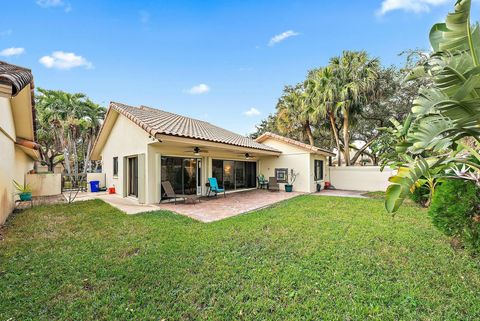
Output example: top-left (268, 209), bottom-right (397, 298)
top-left (328, 112), bottom-right (342, 166)
top-left (350, 134), bottom-right (379, 166)
top-left (304, 120), bottom-right (315, 146)
top-left (343, 111), bottom-right (351, 166)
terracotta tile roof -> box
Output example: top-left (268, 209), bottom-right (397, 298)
top-left (0, 61), bottom-right (34, 96)
top-left (109, 102), bottom-right (281, 153)
top-left (255, 132), bottom-right (335, 156)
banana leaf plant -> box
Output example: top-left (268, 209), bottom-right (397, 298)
top-left (385, 0), bottom-right (480, 213)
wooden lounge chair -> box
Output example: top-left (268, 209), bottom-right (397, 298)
top-left (207, 177), bottom-right (226, 197)
top-left (268, 177), bottom-right (280, 192)
top-left (161, 181), bottom-right (200, 204)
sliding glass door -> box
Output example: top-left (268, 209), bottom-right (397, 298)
top-left (161, 157), bottom-right (198, 196)
top-left (212, 159), bottom-right (256, 190)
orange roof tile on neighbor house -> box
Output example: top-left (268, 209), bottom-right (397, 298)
top-left (106, 101), bottom-right (281, 153)
top-left (255, 132), bottom-right (335, 156)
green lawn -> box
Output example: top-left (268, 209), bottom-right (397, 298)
top-left (1, 196), bottom-right (479, 320)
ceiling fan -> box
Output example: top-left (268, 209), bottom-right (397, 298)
top-left (244, 153), bottom-right (255, 160)
top-left (183, 147), bottom-right (209, 155)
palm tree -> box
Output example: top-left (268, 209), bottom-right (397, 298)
top-left (329, 51), bottom-right (379, 165)
top-left (276, 84), bottom-right (316, 145)
top-left (305, 67), bottom-right (344, 165)
top-left (36, 88), bottom-right (105, 181)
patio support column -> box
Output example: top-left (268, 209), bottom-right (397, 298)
top-left (122, 156), bottom-right (128, 197)
top-left (138, 153), bottom-right (146, 204)
top-left (155, 153), bottom-right (161, 203)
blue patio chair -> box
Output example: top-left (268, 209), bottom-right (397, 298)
top-left (208, 177), bottom-right (226, 198)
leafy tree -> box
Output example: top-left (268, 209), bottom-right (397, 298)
top-left (276, 84), bottom-right (316, 145)
top-left (35, 88), bottom-right (105, 200)
top-left (249, 114), bottom-right (277, 139)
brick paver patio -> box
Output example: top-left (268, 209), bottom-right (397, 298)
top-left (158, 189), bottom-right (302, 222)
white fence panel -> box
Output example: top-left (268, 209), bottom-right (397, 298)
top-left (328, 166), bottom-right (395, 192)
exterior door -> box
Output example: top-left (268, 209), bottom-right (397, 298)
top-left (160, 156), bottom-right (198, 198)
top-left (128, 156), bottom-right (138, 197)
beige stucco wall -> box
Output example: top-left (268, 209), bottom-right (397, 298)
top-left (0, 97), bottom-right (34, 224)
top-left (328, 166), bottom-right (395, 191)
top-left (258, 138), bottom-right (323, 193)
top-left (26, 173), bottom-right (62, 196)
top-left (99, 112), bottom-right (150, 200)
top-left (86, 172), bottom-right (106, 190)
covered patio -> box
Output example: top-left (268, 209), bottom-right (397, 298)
top-left (75, 189), bottom-right (302, 222)
top-left (157, 189), bottom-right (302, 222)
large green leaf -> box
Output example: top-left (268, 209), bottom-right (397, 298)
top-left (385, 158), bottom-right (435, 213)
top-left (407, 115), bottom-right (453, 153)
top-left (429, 0), bottom-right (476, 64)
top-left (411, 88), bottom-right (448, 115)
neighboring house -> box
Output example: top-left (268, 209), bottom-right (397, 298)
top-left (91, 102), bottom-right (335, 204)
top-left (0, 61), bottom-right (39, 224)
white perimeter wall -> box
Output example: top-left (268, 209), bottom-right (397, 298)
top-left (328, 166), bottom-right (396, 192)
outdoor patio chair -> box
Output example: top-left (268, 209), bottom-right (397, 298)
top-left (268, 177), bottom-right (280, 192)
top-left (207, 177), bottom-right (226, 198)
top-left (257, 176), bottom-right (269, 189)
top-left (161, 181), bottom-right (200, 204)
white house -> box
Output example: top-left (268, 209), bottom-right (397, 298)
top-left (91, 102), bottom-right (335, 204)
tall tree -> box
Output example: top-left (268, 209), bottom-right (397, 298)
top-left (35, 88), bottom-right (105, 184)
top-left (305, 66), bottom-right (344, 165)
top-left (329, 51), bottom-right (380, 165)
top-left (276, 84), bottom-right (316, 145)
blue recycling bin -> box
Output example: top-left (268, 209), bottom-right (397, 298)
top-left (89, 180), bottom-right (100, 192)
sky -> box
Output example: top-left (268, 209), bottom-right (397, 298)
top-left (1, 0), bottom-right (478, 135)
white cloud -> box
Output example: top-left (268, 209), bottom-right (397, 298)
top-left (244, 107), bottom-right (261, 117)
top-left (0, 29), bottom-right (12, 37)
top-left (39, 51), bottom-right (93, 70)
top-left (0, 47), bottom-right (25, 57)
top-left (186, 83), bottom-right (210, 95)
top-left (377, 0), bottom-right (449, 15)
top-left (268, 30), bottom-right (299, 46)
top-left (36, 0), bottom-right (71, 12)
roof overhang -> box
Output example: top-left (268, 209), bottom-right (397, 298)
top-left (156, 134), bottom-right (282, 156)
top-left (11, 85), bottom-right (36, 141)
top-left (256, 132), bottom-right (335, 157)
top-left (91, 104), bottom-right (282, 160)
top-left (91, 107), bottom-right (119, 160)
top-left (15, 137), bottom-right (40, 161)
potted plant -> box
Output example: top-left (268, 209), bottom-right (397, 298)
top-left (13, 180), bottom-right (33, 201)
top-left (284, 169), bottom-right (298, 192)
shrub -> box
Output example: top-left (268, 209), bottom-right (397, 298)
top-left (429, 179), bottom-right (480, 251)
top-left (409, 185), bottom-right (428, 207)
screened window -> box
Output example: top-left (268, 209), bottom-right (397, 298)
top-left (113, 157), bottom-right (118, 177)
top-left (314, 160), bottom-right (324, 181)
